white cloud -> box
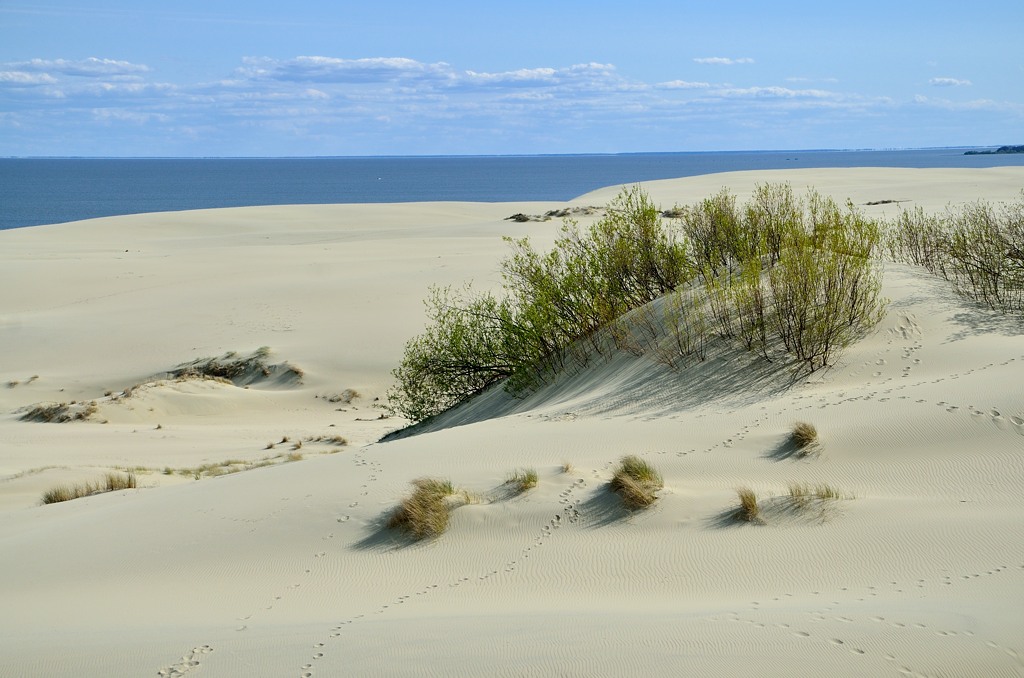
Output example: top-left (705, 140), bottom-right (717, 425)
top-left (786, 76), bottom-right (839, 84)
top-left (929, 77), bottom-right (972, 87)
top-left (240, 56), bottom-right (455, 83)
top-left (8, 57), bottom-right (150, 77)
top-left (693, 57), bottom-right (754, 65)
top-left (657, 80), bottom-right (710, 89)
top-left (713, 86), bottom-right (834, 99)
top-left (0, 71), bottom-right (57, 85)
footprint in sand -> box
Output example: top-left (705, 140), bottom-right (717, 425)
top-left (1010, 415), bottom-right (1024, 435)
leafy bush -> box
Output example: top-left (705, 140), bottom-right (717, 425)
top-left (389, 187), bottom-right (691, 421)
top-left (389, 183), bottom-right (889, 422)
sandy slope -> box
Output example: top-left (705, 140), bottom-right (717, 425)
top-left (1, 168), bottom-right (1023, 677)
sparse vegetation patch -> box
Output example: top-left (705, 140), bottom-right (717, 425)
top-left (42, 472), bottom-right (136, 504)
top-left (505, 468), bottom-right (538, 494)
top-left (170, 347), bottom-right (303, 386)
top-left (20, 400), bottom-right (98, 423)
top-left (791, 421), bottom-right (820, 454)
top-left (388, 478), bottom-right (458, 540)
top-left (735, 487), bottom-right (762, 524)
top-left (610, 455), bottom-right (663, 510)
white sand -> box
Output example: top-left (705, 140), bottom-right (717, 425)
top-left (1, 167), bottom-right (1023, 677)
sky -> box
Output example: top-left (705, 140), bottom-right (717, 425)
top-left (1, 1), bottom-right (1021, 156)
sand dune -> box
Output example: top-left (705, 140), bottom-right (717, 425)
top-left (1, 168), bottom-right (1023, 677)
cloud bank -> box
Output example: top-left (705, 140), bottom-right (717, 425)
top-left (693, 57), bottom-right (755, 65)
top-left (0, 54), bottom-right (1015, 156)
top-left (929, 77), bottom-right (972, 87)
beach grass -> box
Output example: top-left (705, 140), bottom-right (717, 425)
top-left (388, 478), bottom-right (457, 539)
top-left (42, 472), bottom-right (137, 505)
top-left (610, 455), bottom-right (663, 509)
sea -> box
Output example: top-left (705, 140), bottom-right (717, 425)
top-left (3, 148), bottom-right (1023, 230)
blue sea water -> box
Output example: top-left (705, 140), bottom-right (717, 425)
top-left (2, 149), bottom-right (1023, 230)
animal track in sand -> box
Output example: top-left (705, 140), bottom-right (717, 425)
top-left (157, 645), bottom-right (213, 677)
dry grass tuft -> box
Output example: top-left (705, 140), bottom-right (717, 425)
top-left (788, 482), bottom-right (848, 504)
top-left (388, 478), bottom-right (456, 539)
top-left (42, 472), bottom-right (136, 504)
top-left (610, 455), bottom-right (663, 509)
top-left (736, 487), bottom-right (762, 524)
top-left (505, 468), bottom-right (538, 494)
top-left (561, 461), bottom-right (574, 474)
top-left (21, 401), bottom-right (98, 423)
top-left (791, 421), bottom-right (819, 451)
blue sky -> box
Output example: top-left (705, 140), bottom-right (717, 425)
top-left (1, 1), bottom-right (1021, 156)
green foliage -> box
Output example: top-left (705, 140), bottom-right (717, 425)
top-left (886, 193), bottom-right (1024, 313)
top-left (699, 186), bottom-right (886, 371)
top-left (389, 183), bottom-right (890, 422)
top-left (389, 186), bottom-right (692, 422)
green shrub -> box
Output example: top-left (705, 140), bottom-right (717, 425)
top-left (389, 183), bottom-right (890, 422)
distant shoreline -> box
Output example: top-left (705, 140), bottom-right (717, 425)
top-left (964, 145), bottom-right (1024, 155)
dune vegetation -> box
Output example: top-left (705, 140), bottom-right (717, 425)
top-left (886, 193), bottom-right (1024, 314)
top-left (42, 472), bottom-right (137, 505)
top-left (389, 184), bottom-right (888, 423)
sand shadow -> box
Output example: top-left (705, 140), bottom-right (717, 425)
top-left (706, 506), bottom-right (761, 529)
top-left (578, 485), bottom-right (637, 527)
top-left (764, 436), bottom-right (820, 461)
top-left (351, 513), bottom-right (424, 552)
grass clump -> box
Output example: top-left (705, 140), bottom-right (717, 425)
top-left (170, 347), bottom-right (303, 386)
top-left (609, 455), bottom-right (663, 510)
top-left (787, 482), bottom-right (847, 504)
top-left (21, 401), bottom-right (98, 423)
top-left (388, 478), bottom-right (457, 539)
top-left (42, 472), bottom-right (136, 504)
top-left (791, 421), bottom-right (819, 453)
top-left (505, 468), bottom-right (539, 494)
top-left (735, 487), bottom-right (762, 524)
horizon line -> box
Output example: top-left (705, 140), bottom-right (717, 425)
top-left (1, 145), bottom-right (993, 160)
